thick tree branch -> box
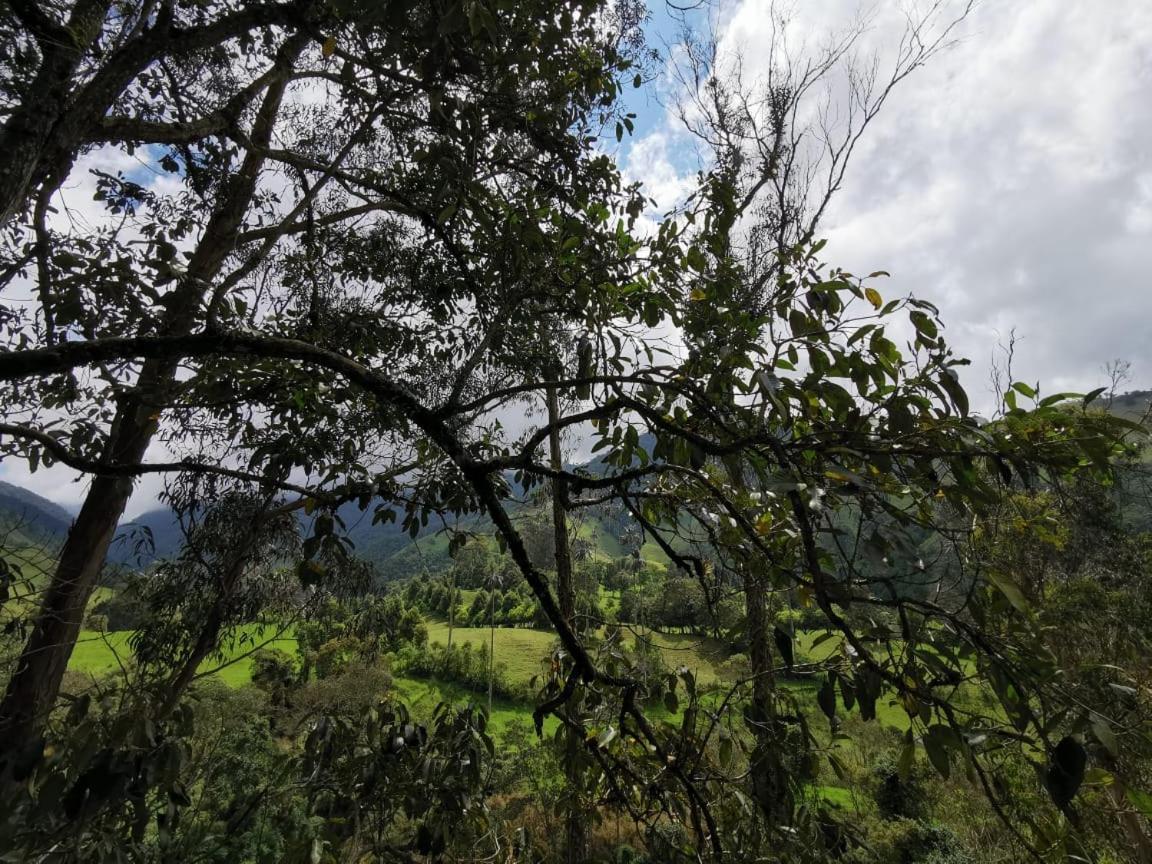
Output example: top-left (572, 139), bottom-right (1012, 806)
top-left (0, 422), bottom-right (329, 502)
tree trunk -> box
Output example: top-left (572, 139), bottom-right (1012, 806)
top-left (729, 455), bottom-right (793, 827)
top-left (447, 569), bottom-right (456, 649)
top-left (743, 564), bottom-right (791, 824)
top-left (547, 386), bottom-right (575, 623)
top-left (547, 385), bottom-right (584, 864)
top-left (0, 44), bottom-right (301, 756)
top-left (0, 385), bottom-right (159, 754)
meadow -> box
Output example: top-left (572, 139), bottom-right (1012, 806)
top-left (67, 617), bottom-right (914, 736)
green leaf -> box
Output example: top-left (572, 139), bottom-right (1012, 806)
top-left (939, 368), bottom-right (969, 416)
top-left (1082, 386), bottom-right (1107, 408)
top-left (817, 678), bottom-right (836, 720)
top-left (1127, 787), bottom-right (1152, 820)
top-left (719, 735), bottom-right (733, 768)
top-left (986, 570), bottom-right (1030, 614)
top-left (839, 675), bottom-right (856, 712)
top-left (1090, 713), bottom-right (1119, 758)
top-left (923, 725), bottom-right (952, 780)
top-left (1039, 391), bottom-right (1078, 408)
top-left (1045, 736), bottom-right (1087, 811)
top-left (909, 310), bottom-right (938, 340)
top-left (828, 753), bottom-right (848, 782)
top-left (773, 626), bottom-right (794, 668)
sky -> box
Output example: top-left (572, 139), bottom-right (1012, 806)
top-left (4, 0), bottom-right (1152, 514)
top-left (622, 0), bottom-right (1152, 406)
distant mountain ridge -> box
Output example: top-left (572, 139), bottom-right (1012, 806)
top-left (0, 481), bottom-right (449, 576)
top-left (7, 394), bottom-right (1145, 575)
top-left (1103, 389), bottom-right (1152, 423)
top-left (0, 480), bottom-right (73, 543)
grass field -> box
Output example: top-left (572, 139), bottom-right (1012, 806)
top-left (427, 622), bottom-right (735, 689)
top-left (65, 612), bottom-right (922, 748)
top-left (427, 622), bottom-right (558, 682)
top-left (66, 622), bottom-right (557, 739)
top-left (69, 624), bottom-right (298, 688)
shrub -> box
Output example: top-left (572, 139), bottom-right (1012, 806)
top-left (250, 648), bottom-right (298, 704)
top-left (871, 755), bottom-right (931, 821)
top-left (91, 589), bottom-right (149, 631)
top-left (392, 642), bottom-right (533, 702)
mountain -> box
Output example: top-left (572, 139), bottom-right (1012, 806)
top-left (107, 507), bottom-right (186, 567)
top-left (0, 480), bottom-right (72, 545)
top-left (109, 495), bottom-right (462, 578)
top-left (1104, 390), bottom-right (1152, 424)
top-left (7, 390), bottom-right (1151, 577)
top-left (0, 432), bottom-right (644, 578)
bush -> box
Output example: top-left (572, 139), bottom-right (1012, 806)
top-left (251, 648), bottom-right (298, 704)
top-left (292, 662), bottom-right (393, 720)
top-left (847, 818), bottom-right (971, 864)
top-left (392, 642), bottom-right (533, 702)
top-left (871, 755), bottom-right (931, 821)
top-left (90, 589), bottom-right (149, 631)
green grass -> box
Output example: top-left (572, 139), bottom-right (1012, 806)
top-left (68, 624), bottom-right (298, 688)
top-left (813, 784), bottom-right (862, 810)
top-left (69, 630), bottom-right (135, 678)
top-left (427, 619), bottom-right (734, 689)
top-left (65, 621), bottom-right (549, 737)
top-left (422, 622), bottom-right (920, 730)
top-left (575, 518), bottom-right (627, 559)
top-left (426, 622), bottom-right (558, 683)
top-left (628, 628), bottom-right (729, 686)
top-left (67, 613), bottom-right (922, 741)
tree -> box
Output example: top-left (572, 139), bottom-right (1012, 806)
top-left (0, 0), bottom-right (306, 227)
top-left (0, 1), bottom-right (1146, 859)
top-left (129, 483), bottom-right (301, 716)
top-left (0, 0), bottom-right (647, 756)
top-left (973, 461), bottom-right (1152, 859)
top-left (0, 14), bottom-right (312, 749)
top-left (451, 537), bottom-right (495, 589)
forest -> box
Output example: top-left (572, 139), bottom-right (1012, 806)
top-left (1, 0), bottom-right (1151, 862)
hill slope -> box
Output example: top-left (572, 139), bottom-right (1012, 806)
top-left (0, 480), bottom-right (72, 546)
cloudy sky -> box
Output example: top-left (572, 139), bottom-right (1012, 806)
top-left (4, 0), bottom-right (1151, 515)
top-left (624, 0), bottom-right (1152, 406)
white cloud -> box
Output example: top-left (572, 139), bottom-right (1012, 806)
top-left (11, 1), bottom-right (1152, 510)
top-left (703, 0), bottom-right (1152, 408)
top-left (624, 131), bottom-right (695, 212)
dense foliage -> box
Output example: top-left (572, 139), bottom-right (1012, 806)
top-left (1, 0), bottom-right (1151, 862)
